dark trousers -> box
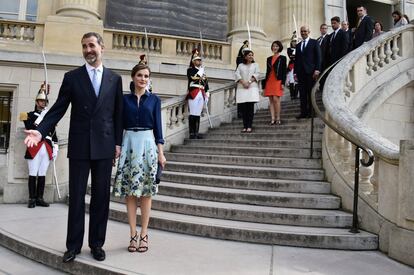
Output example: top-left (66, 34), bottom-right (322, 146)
top-left (66, 158), bottom-right (112, 252)
top-left (239, 102), bottom-right (255, 129)
top-left (188, 115), bottom-right (200, 137)
top-left (289, 83), bottom-right (298, 99)
top-left (297, 74), bottom-right (315, 116)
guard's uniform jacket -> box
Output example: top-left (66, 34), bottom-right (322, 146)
top-left (23, 109), bottom-right (57, 160)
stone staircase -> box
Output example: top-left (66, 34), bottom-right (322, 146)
top-left (105, 98), bottom-right (378, 250)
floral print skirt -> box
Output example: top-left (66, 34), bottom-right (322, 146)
top-left (114, 130), bottom-right (158, 197)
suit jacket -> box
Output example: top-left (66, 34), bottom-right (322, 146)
top-left (328, 29), bottom-right (349, 66)
top-left (37, 65), bottom-right (123, 160)
top-left (294, 38), bottom-right (321, 78)
top-left (353, 15), bottom-right (374, 49)
top-left (344, 29), bottom-right (353, 53)
top-left (317, 35), bottom-right (329, 71)
top-left (262, 54), bottom-right (287, 89)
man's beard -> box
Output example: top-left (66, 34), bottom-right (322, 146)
top-left (85, 54), bottom-right (97, 65)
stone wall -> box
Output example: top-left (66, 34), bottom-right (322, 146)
top-left (367, 82), bottom-right (414, 145)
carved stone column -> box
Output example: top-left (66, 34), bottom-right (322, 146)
top-left (55, 0), bottom-right (100, 20)
top-left (43, 0), bottom-right (103, 53)
top-left (228, 0), bottom-right (266, 38)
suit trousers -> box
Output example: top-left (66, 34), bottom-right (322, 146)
top-left (297, 73), bottom-right (315, 116)
top-left (66, 158), bottom-right (113, 251)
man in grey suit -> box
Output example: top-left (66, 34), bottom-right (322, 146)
top-left (24, 32), bottom-right (123, 263)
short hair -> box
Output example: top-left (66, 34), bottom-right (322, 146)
top-left (392, 10), bottom-right (402, 18)
top-left (357, 5), bottom-right (367, 11)
top-left (131, 63), bottom-right (151, 78)
top-left (271, 40), bottom-right (283, 52)
top-left (331, 16), bottom-right (341, 23)
top-left (242, 50), bottom-right (254, 64)
top-left (374, 21), bottom-right (384, 31)
top-left (81, 32), bottom-right (104, 46)
top-left (320, 23), bottom-right (328, 28)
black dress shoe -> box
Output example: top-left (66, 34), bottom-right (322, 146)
top-left (62, 250), bottom-right (80, 263)
top-left (36, 198), bottom-right (50, 207)
top-left (27, 199), bottom-right (36, 208)
top-left (91, 247), bottom-right (105, 261)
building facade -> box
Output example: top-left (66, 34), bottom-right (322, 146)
top-left (0, 0), bottom-right (413, 202)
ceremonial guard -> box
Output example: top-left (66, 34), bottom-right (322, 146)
top-left (186, 49), bottom-right (209, 139)
top-left (20, 83), bottom-right (58, 208)
top-left (287, 32), bottom-right (299, 100)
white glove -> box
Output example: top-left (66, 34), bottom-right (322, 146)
top-left (52, 144), bottom-right (59, 159)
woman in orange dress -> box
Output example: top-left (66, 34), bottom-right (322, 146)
top-left (263, 41), bottom-right (287, 125)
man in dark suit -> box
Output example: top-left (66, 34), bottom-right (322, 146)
top-left (317, 24), bottom-right (329, 72)
top-left (24, 32), bottom-right (123, 263)
top-left (341, 20), bottom-right (353, 53)
top-left (353, 5), bottom-right (374, 49)
top-left (328, 16), bottom-right (349, 66)
top-left (294, 25), bottom-right (321, 119)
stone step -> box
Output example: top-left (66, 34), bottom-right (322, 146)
top-left (205, 131), bottom-right (322, 140)
top-left (170, 145), bottom-right (322, 158)
top-left (161, 171), bottom-right (331, 194)
top-left (164, 152), bottom-right (322, 169)
top-left (103, 198), bottom-right (378, 250)
top-left (182, 138), bottom-right (322, 149)
top-left (157, 181), bottom-right (339, 209)
top-left (111, 193), bottom-right (351, 227)
top-left (209, 127), bottom-right (323, 135)
top-left (218, 123), bottom-right (325, 131)
top-left (165, 161), bottom-right (325, 181)
top-left (234, 116), bottom-right (324, 124)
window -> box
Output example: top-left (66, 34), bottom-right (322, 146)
top-left (0, 0), bottom-right (38, 22)
top-left (0, 91), bottom-right (12, 153)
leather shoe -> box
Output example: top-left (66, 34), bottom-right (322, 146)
top-left (62, 249), bottom-right (80, 263)
top-left (91, 247), bottom-right (105, 261)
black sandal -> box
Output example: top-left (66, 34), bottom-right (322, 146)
top-left (128, 232), bottom-right (138, 252)
top-left (275, 120), bottom-right (282, 125)
top-left (269, 120), bottom-right (275, 125)
top-left (137, 234), bottom-right (148, 253)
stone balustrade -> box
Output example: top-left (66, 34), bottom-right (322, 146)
top-left (111, 31), bottom-right (162, 53)
top-left (176, 38), bottom-right (224, 60)
top-left (160, 82), bottom-right (239, 150)
top-left (322, 24), bottom-right (414, 266)
top-left (0, 19), bottom-right (37, 42)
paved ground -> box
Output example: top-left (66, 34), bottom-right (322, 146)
top-left (0, 203), bottom-right (413, 275)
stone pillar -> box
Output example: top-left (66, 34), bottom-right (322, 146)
top-left (55, 0), bottom-right (101, 20)
top-left (43, 0), bottom-right (103, 53)
top-left (279, 0), bottom-right (323, 43)
top-left (228, 0), bottom-right (266, 38)
top-left (228, 0), bottom-right (269, 70)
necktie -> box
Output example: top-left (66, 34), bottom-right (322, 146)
top-left (301, 40), bottom-right (307, 52)
top-left (92, 68), bottom-right (100, 97)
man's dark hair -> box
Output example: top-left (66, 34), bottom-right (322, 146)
top-left (81, 32), bottom-right (104, 46)
top-left (331, 16), bottom-right (341, 23)
top-left (320, 23), bottom-right (328, 28)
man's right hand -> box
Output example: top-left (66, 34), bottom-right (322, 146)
top-left (24, 130), bottom-right (42, 147)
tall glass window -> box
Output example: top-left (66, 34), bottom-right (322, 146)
top-left (0, 0), bottom-right (38, 22)
top-left (0, 91), bottom-right (12, 152)
top-left (0, 0), bottom-right (20, 20)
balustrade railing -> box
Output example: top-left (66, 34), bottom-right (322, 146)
top-left (311, 24), bottom-right (414, 234)
top-left (0, 19), bottom-right (37, 42)
top-left (160, 81), bottom-right (238, 148)
top-left (176, 38), bottom-right (224, 60)
top-left (111, 31), bottom-right (162, 53)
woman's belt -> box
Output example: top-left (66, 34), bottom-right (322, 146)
top-left (125, 127), bottom-right (152, 132)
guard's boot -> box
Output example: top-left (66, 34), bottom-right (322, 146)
top-left (27, 176), bottom-right (36, 208)
top-left (195, 116), bottom-right (202, 139)
top-left (36, 176), bottom-right (49, 207)
top-left (189, 115), bottom-right (196, 139)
